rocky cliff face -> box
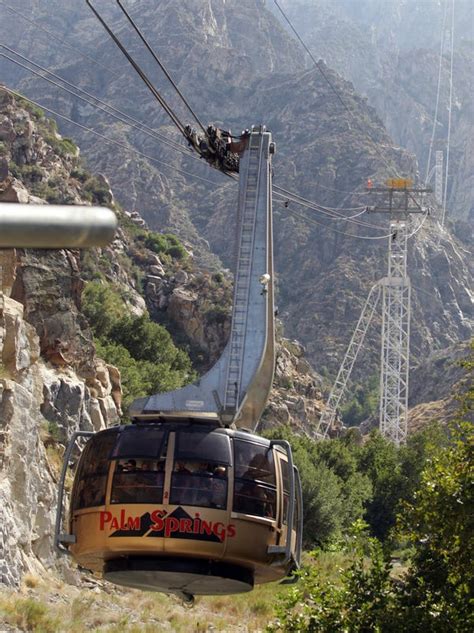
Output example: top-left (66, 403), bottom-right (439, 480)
top-left (0, 90), bottom-right (122, 586)
top-left (260, 337), bottom-right (329, 437)
top-left (408, 340), bottom-right (473, 433)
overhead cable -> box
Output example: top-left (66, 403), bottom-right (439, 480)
top-left (3, 85), bottom-right (409, 244)
top-left (0, 46), bottom-right (196, 160)
top-left (0, 0), bottom-right (123, 81)
top-left (406, 210), bottom-right (431, 239)
top-left (441, 0), bottom-right (455, 227)
top-left (274, 185), bottom-right (386, 230)
top-left (313, 181), bottom-right (371, 196)
top-left (273, 194), bottom-right (394, 240)
top-left (85, 0), bottom-right (186, 137)
top-left (424, 0), bottom-right (449, 184)
top-left (115, 0), bottom-right (207, 135)
top-left (0, 2), bottom-right (197, 154)
top-left (1, 57), bottom-right (393, 235)
top-left (276, 190), bottom-right (382, 229)
top-left (3, 87), bottom-right (223, 188)
top-left (271, 0), bottom-right (401, 179)
top-left (275, 185), bottom-right (367, 212)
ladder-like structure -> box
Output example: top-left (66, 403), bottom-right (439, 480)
top-left (379, 219), bottom-right (411, 445)
top-left (435, 150), bottom-right (444, 206)
top-left (316, 283), bottom-right (381, 438)
top-left (224, 135), bottom-right (264, 411)
top-left (130, 127), bottom-right (275, 431)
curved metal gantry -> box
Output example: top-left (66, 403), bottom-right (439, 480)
top-left (130, 127), bottom-right (275, 431)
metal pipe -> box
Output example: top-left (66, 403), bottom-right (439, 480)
top-left (0, 204), bottom-right (117, 248)
top-left (54, 431), bottom-right (95, 555)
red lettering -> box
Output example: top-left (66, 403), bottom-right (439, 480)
top-left (227, 524), bottom-right (236, 538)
top-left (150, 510), bottom-right (164, 531)
top-left (99, 511), bottom-right (112, 530)
top-left (110, 517), bottom-right (119, 530)
top-left (193, 515), bottom-right (200, 533)
top-left (120, 509), bottom-right (126, 529)
top-left (200, 520), bottom-right (213, 536)
top-left (127, 516), bottom-right (140, 530)
top-left (213, 522), bottom-right (226, 542)
top-left (164, 517), bottom-right (179, 537)
top-left (180, 518), bottom-right (193, 533)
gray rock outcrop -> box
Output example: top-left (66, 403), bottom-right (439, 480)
top-left (0, 296), bottom-right (120, 587)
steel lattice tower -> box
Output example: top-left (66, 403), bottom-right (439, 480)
top-left (369, 180), bottom-right (430, 445)
top-left (379, 219), bottom-right (411, 445)
top-left (319, 180), bottom-right (430, 444)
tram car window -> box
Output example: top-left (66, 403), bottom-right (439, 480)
top-left (71, 430), bottom-right (117, 510)
top-left (233, 439), bottom-right (277, 518)
top-left (112, 425), bottom-right (168, 459)
top-left (174, 429), bottom-right (232, 464)
top-left (170, 430), bottom-right (231, 509)
top-left (111, 458), bottom-right (165, 504)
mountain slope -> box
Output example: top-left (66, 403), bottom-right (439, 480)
top-left (1, 0), bottom-right (472, 386)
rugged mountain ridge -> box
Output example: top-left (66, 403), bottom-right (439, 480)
top-left (2, 0), bottom-right (471, 391)
top-left (276, 0), bottom-right (474, 222)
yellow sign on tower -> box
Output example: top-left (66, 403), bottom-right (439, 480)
top-left (385, 178), bottom-right (413, 189)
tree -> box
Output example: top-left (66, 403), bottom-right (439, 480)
top-left (109, 313), bottom-right (191, 371)
top-left (263, 428), bottom-right (371, 546)
top-left (270, 342), bottom-right (474, 632)
top-left (269, 523), bottom-right (398, 633)
top-left (357, 430), bottom-right (403, 541)
top-left (396, 420), bottom-right (474, 631)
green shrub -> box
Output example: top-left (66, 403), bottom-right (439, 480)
top-left (30, 182), bottom-right (63, 203)
top-left (269, 524), bottom-right (397, 633)
top-left (83, 176), bottom-right (111, 204)
top-left (263, 427), bottom-right (371, 547)
top-left (44, 134), bottom-right (77, 158)
top-left (82, 281), bottom-right (126, 337)
top-left (141, 232), bottom-right (188, 260)
top-left (83, 281), bottom-right (196, 412)
top-left (16, 96), bottom-right (45, 119)
top-left (3, 597), bottom-right (58, 632)
top-left (8, 160), bottom-right (20, 178)
top-left (109, 314), bottom-right (194, 374)
top-left (96, 338), bottom-right (194, 412)
top-left (205, 304), bottom-right (228, 325)
top-left (47, 421), bottom-right (61, 442)
top-left (70, 166), bottom-right (89, 182)
top-left (341, 374), bottom-right (378, 426)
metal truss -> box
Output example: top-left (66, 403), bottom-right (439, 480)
top-left (378, 219), bottom-right (411, 445)
top-left (317, 282), bottom-right (381, 439)
top-left (435, 151), bottom-right (443, 206)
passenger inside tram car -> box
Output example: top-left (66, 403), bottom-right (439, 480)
top-left (171, 460), bottom-right (228, 508)
top-left (233, 445), bottom-right (276, 518)
top-left (111, 458), bottom-right (164, 504)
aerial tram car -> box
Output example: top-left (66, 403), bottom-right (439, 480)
top-left (55, 128), bottom-right (303, 601)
